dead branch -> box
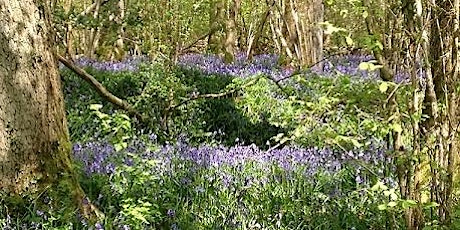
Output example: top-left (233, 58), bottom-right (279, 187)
top-left (57, 54), bottom-right (145, 122)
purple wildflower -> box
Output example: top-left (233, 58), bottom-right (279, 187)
top-left (167, 209), bottom-right (176, 217)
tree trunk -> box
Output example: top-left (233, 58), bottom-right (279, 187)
top-left (208, 0), bottom-right (225, 53)
top-left (0, 0), bottom-right (100, 220)
top-left (223, 0), bottom-right (240, 62)
top-left (272, 0), bottom-right (323, 67)
top-left (424, 0), bottom-right (459, 224)
top-left (271, 1), bottom-right (294, 61)
top-left (114, 0), bottom-right (126, 60)
top-left (247, 0), bottom-right (275, 59)
top-left (299, 0), bottom-right (324, 67)
top-left (85, 0), bottom-right (102, 59)
top-left (64, 0), bottom-right (76, 59)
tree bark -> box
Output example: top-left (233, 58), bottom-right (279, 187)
top-left (272, 0), bottom-right (323, 67)
top-left (0, 0), bottom-right (100, 220)
top-left (114, 0), bottom-right (126, 60)
top-left (223, 0), bottom-right (241, 62)
top-left (207, 0), bottom-right (225, 53)
top-left (247, 0), bottom-right (275, 59)
top-left (85, 0), bottom-right (102, 59)
top-left (425, 0), bottom-right (459, 224)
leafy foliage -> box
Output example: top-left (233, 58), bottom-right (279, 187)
top-left (234, 74), bottom-right (390, 149)
top-left (33, 52), bottom-right (446, 229)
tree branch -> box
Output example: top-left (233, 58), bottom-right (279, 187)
top-left (180, 30), bottom-right (214, 53)
top-left (79, 0), bottom-right (111, 16)
top-left (170, 77), bottom-right (260, 110)
top-left (57, 54), bottom-right (145, 121)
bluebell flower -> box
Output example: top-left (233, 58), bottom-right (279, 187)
top-left (167, 209), bottom-right (176, 217)
top-left (95, 222), bottom-right (104, 230)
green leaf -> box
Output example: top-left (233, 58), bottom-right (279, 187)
top-left (376, 41), bottom-right (384, 50)
top-left (351, 138), bottom-right (363, 148)
top-left (345, 36), bottom-right (354, 46)
top-left (319, 21), bottom-right (347, 35)
top-left (114, 142), bottom-right (128, 151)
top-left (89, 104), bottom-right (103, 111)
top-left (369, 64), bottom-right (383, 71)
top-left (423, 202), bottom-right (439, 209)
top-left (273, 133), bottom-right (285, 142)
top-left (358, 62), bottom-right (369, 70)
top-left (387, 201), bottom-right (397, 207)
top-left (362, 11), bottom-right (369, 19)
top-left (392, 123), bottom-right (403, 133)
top-left (379, 82), bottom-right (389, 93)
top-left (371, 181), bottom-right (388, 191)
top-left (378, 204), bottom-right (387, 210)
top-left (402, 200), bottom-right (417, 209)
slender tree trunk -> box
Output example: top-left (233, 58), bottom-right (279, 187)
top-left (114, 0), bottom-right (126, 60)
top-left (85, 0), bottom-right (102, 58)
top-left (271, 1), bottom-right (294, 61)
top-left (0, 0), bottom-right (100, 220)
top-left (208, 0), bottom-right (225, 53)
top-left (247, 0), bottom-right (275, 59)
top-left (223, 0), bottom-right (240, 62)
top-left (64, 0), bottom-right (76, 59)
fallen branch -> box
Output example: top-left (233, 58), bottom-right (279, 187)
top-left (57, 54), bottom-right (145, 122)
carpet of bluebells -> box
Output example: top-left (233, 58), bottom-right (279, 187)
top-left (2, 53), bottom-right (405, 229)
top-left (70, 138), bottom-right (396, 229)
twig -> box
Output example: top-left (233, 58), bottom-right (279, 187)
top-left (272, 48), bottom-right (370, 84)
top-left (385, 81), bottom-right (405, 105)
top-left (170, 77), bottom-right (260, 110)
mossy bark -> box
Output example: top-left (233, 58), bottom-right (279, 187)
top-left (0, 0), bottom-right (101, 221)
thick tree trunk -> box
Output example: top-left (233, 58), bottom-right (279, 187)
top-left (299, 0), bottom-right (323, 67)
top-left (0, 0), bottom-right (99, 220)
